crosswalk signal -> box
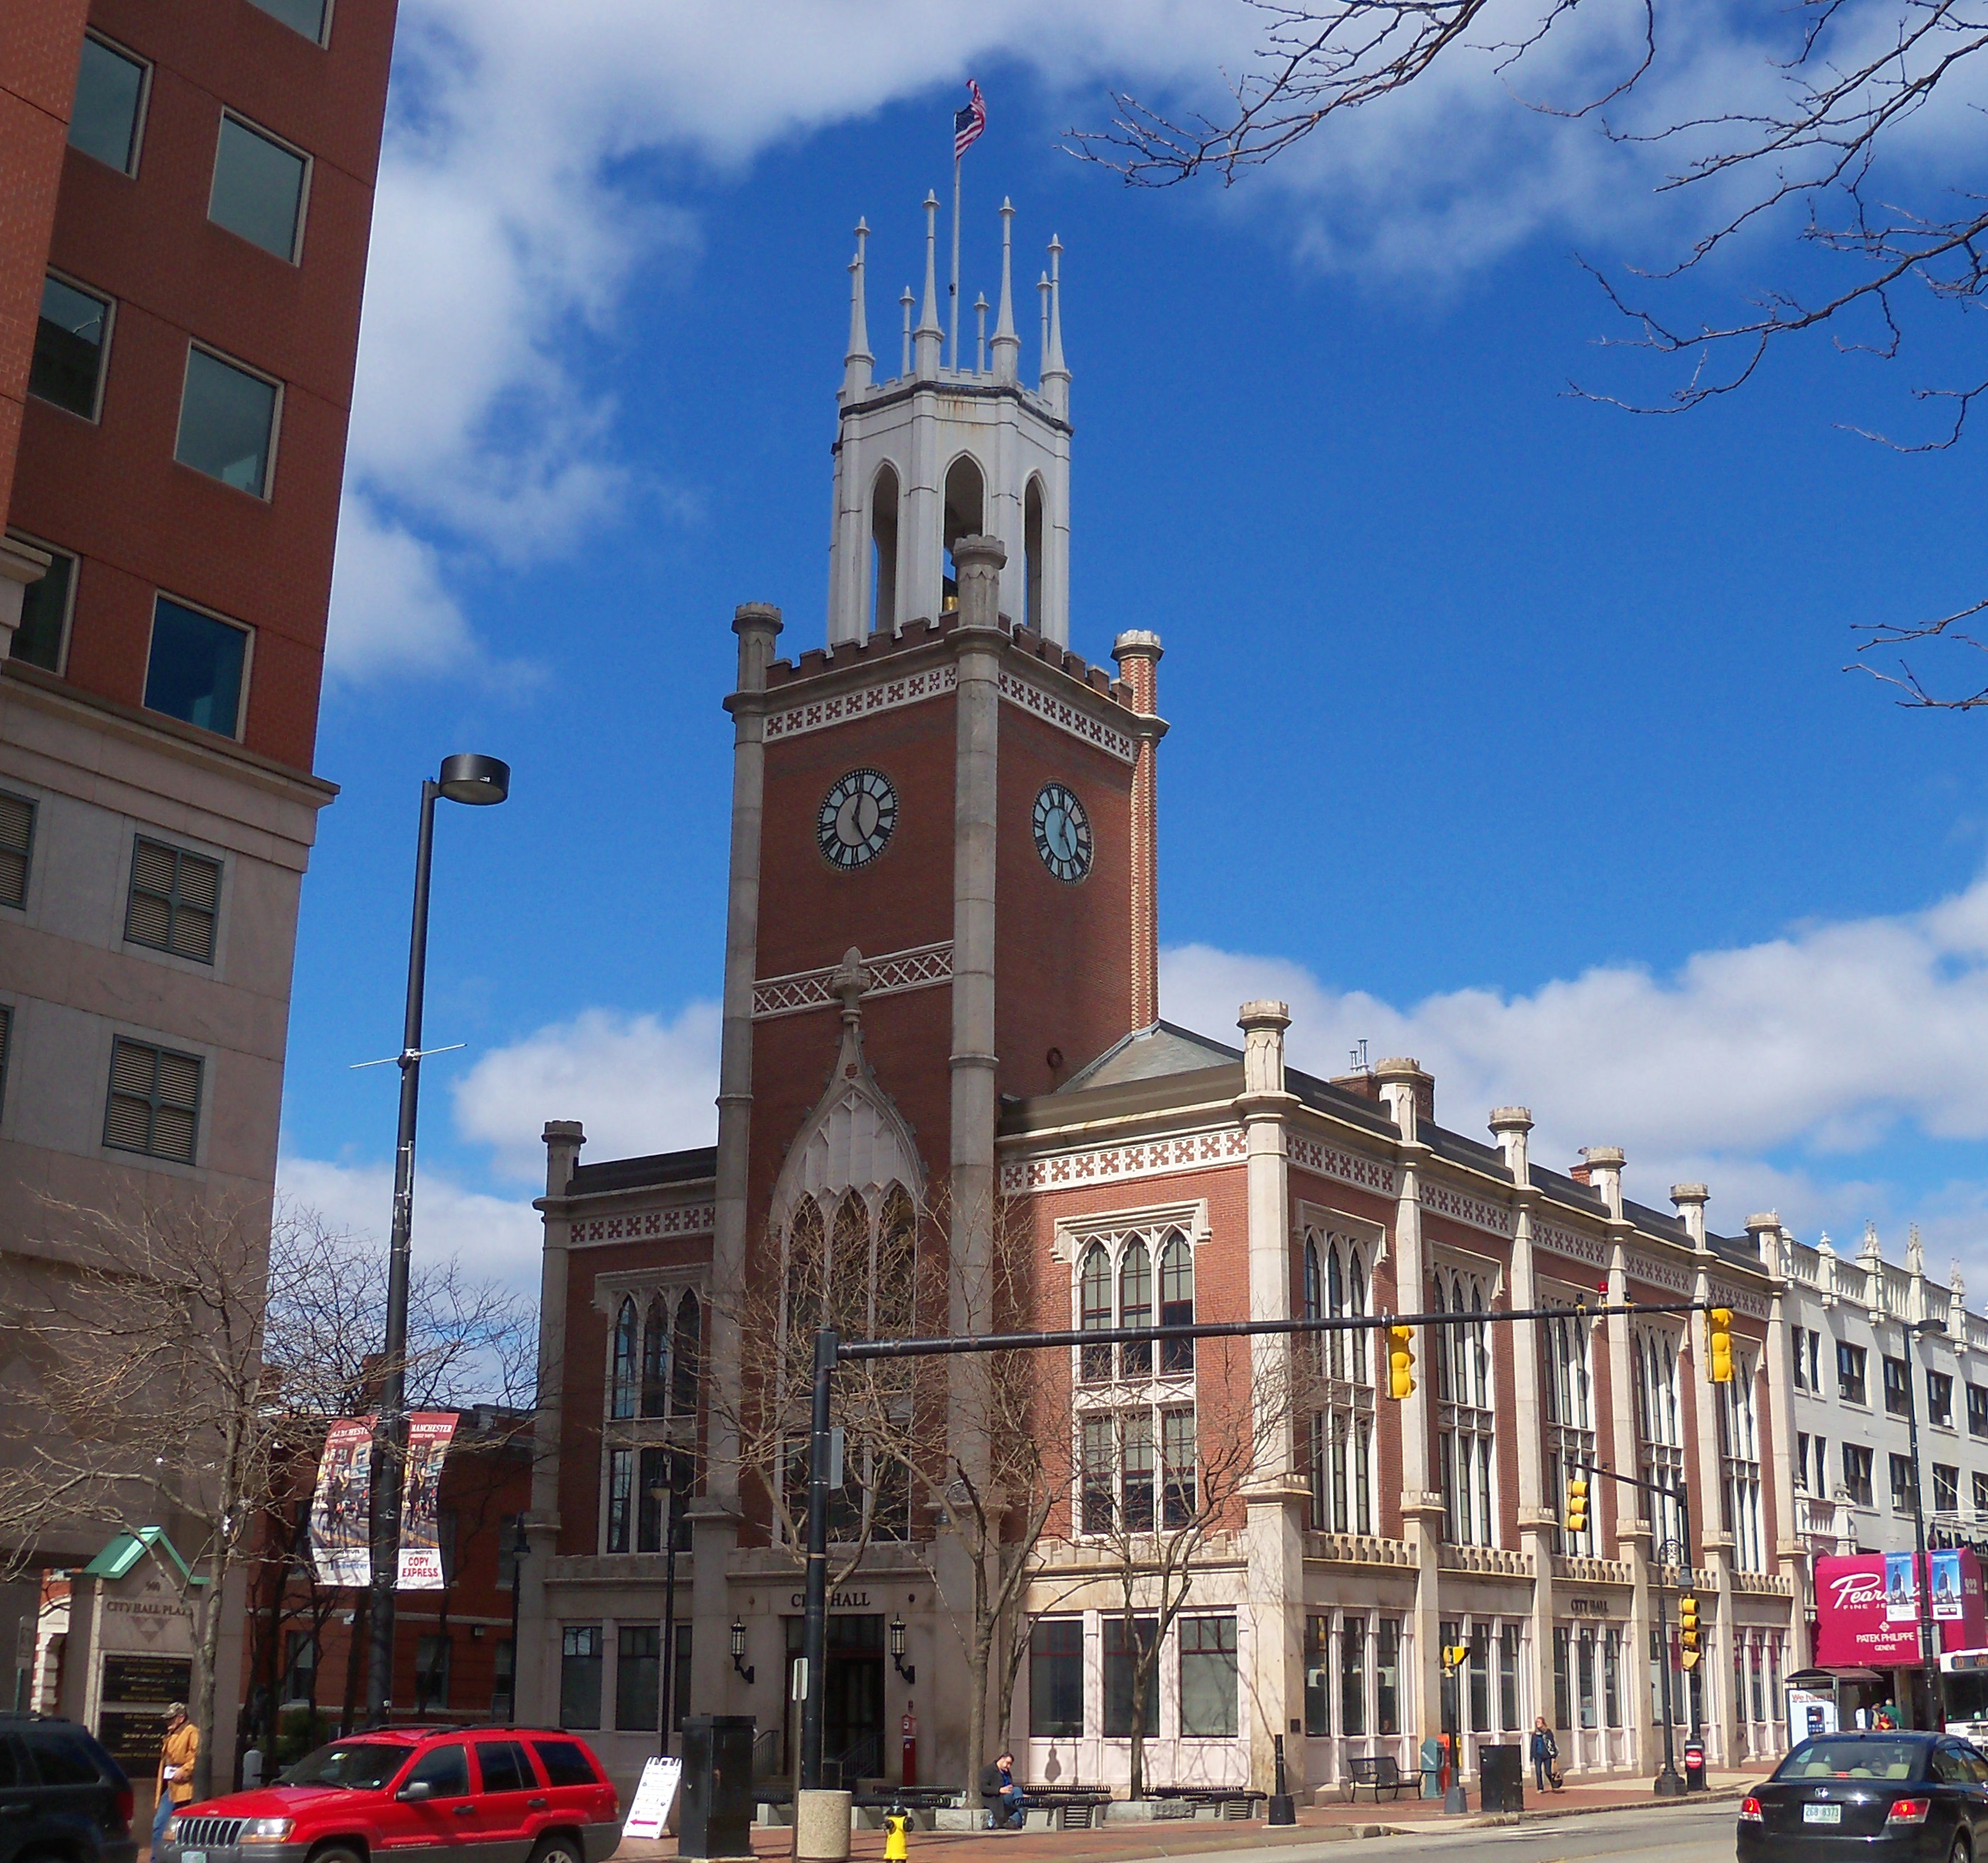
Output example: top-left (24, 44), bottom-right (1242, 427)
top-left (1444, 1644), bottom-right (1469, 1672)
top-left (1565, 1474), bottom-right (1589, 1536)
top-left (1708, 1307), bottom-right (1734, 1384)
top-left (1388, 1323), bottom-right (1417, 1400)
top-left (1680, 1594), bottom-right (1700, 1654)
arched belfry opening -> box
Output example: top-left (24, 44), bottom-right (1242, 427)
top-left (941, 454), bottom-right (984, 612)
top-left (1023, 476), bottom-right (1045, 634)
top-left (870, 464), bottom-right (899, 634)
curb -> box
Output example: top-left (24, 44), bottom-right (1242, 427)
top-left (1371, 1784), bottom-right (1746, 1834)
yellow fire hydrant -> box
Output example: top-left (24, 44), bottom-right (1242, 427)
top-left (883, 1811), bottom-right (911, 1862)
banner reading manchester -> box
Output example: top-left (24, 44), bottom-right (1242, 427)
top-left (308, 1416), bottom-right (376, 1587)
top-left (397, 1411), bottom-right (459, 1589)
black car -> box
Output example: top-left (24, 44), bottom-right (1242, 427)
top-left (1739, 1731), bottom-right (1988, 1862)
top-left (0, 1715), bottom-right (137, 1863)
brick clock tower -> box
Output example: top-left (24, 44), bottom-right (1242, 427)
top-left (700, 194), bottom-right (1166, 1534)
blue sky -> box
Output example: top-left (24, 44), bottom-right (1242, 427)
top-left (279, 2), bottom-right (1988, 1291)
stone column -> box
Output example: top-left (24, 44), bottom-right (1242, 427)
top-left (1377, 1059), bottom-right (1441, 1759)
top-left (0, 537), bottom-right (49, 655)
top-left (1238, 1002), bottom-right (1305, 1797)
top-left (521, 1119), bottom-right (585, 1722)
top-left (1764, 1233), bottom-right (1809, 1670)
top-left (1111, 632), bottom-right (1167, 1034)
top-left (1494, 1109), bottom-right (1558, 1742)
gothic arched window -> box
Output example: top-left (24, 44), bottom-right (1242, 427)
top-left (641, 1294), bottom-right (669, 1419)
top-left (876, 1185), bottom-right (916, 1336)
top-left (870, 464), bottom-right (900, 634)
top-left (1120, 1238), bottom-right (1152, 1377)
top-left (671, 1291), bottom-right (701, 1419)
top-left (941, 454), bottom-right (985, 608)
top-left (1079, 1242), bottom-right (1113, 1384)
top-left (1435, 1270), bottom-right (1496, 1548)
top-left (1023, 476), bottom-right (1045, 632)
top-left (829, 1192), bottom-right (869, 1333)
top-left (610, 1297), bottom-right (639, 1421)
top-left (1159, 1231), bottom-right (1194, 1375)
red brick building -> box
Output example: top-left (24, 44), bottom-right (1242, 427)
top-left (519, 191), bottom-right (1798, 1803)
top-left (0, 0), bottom-right (395, 1740)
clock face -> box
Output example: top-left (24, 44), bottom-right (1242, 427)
top-left (816, 768), bottom-right (898, 870)
top-left (1033, 782), bottom-right (1093, 883)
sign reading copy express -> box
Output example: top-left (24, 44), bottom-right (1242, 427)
top-left (1816, 1550), bottom-right (1988, 1665)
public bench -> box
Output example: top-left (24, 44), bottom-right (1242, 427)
top-left (1147, 1788), bottom-right (1267, 1821)
top-left (1344, 1755), bottom-right (1421, 1803)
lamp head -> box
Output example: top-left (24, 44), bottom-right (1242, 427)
top-left (438, 753), bottom-right (510, 805)
top-left (731, 1618), bottom-right (747, 1658)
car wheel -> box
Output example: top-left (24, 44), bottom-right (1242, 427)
top-left (1950, 1834), bottom-right (1970, 1863)
top-left (528, 1835), bottom-right (583, 1863)
top-left (309, 1845), bottom-right (367, 1863)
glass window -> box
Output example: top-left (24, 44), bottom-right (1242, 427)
top-left (1499, 1625), bottom-right (1520, 1733)
top-left (210, 115), bottom-right (308, 259)
top-left (532, 1740), bottom-right (600, 1786)
top-left (1468, 1624), bottom-right (1490, 1733)
top-left (1843, 1443), bottom-right (1874, 1508)
top-left (69, 35), bottom-right (146, 172)
top-left (1838, 1342), bottom-right (1866, 1406)
top-left (1576, 1630), bottom-right (1597, 1730)
top-left (1376, 1618), bottom-right (1400, 1735)
top-left (9, 537), bottom-right (74, 671)
top-left (145, 596), bottom-right (247, 737)
top-left (1079, 1243), bottom-right (1112, 1383)
top-left (1970, 1384), bottom-right (1988, 1439)
top-left (476, 1741), bottom-right (532, 1795)
top-left (610, 1297), bottom-right (637, 1419)
top-left (491, 1640), bottom-right (515, 1718)
top-left (1158, 1233), bottom-right (1194, 1374)
top-left (1551, 1627), bottom-right (1570, 1730)
top-left (615, 1625), bottom-right (658, 1732)
top-left (1795, 1431), bottom-right (1809, 1493)
top-left (1102, 1616), bottom-right (1158, 1738)
top-left (1890, 1453), bottom-right (1918, 1511)
top-left (247, 0), bottom-right (330, 41)
top-left (1884, 1357), bottom-right (1911, 1417)
top-left (1935, 1465), bottom-right (1960, 1513)
top-left (1603, 1628), bottom-right (1622, 1728)
top-left (1178, 1616), bottom-right (1237, 1738)
top-left (1303, 1616), bottom-right (1330, 1738)
top-left (125, 837), bottom-right (221, 963)
top-left (176, 347), bottom-right (278, 495)
top-left (413, 1637), bottom-right (451, 1711)
top-left (401, 1743), bottom-right (468, 1798)
top-left (1119, 1238), bottom-right (1152, 1377)
top-left (104, 1036), bottom-right (201, 1161)
top-left (1974, 1472), bottom-right (1988, 1517)
top-left (30, 276), bottom-right (109, 419)
top-left (558, 1628), bottom-right (602, 1729)
top-left (1029, 1619), bottom-right (1083, 1738)
top-left (671, 1292), bottom-right (700, 1416)
top-left (604, 1448), bottom-right (632, 1553)
top-left (1340, 1615), bottom-right (1366, 1737)
top-left (1928, 1372), bottom-right (1954, 1429)
top-left (0, 790), bottom-right (34, 910)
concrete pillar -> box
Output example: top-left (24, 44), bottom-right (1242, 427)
top-left (1113, 631), bottom-right (1165, 1034)
top-left (1237, 1002), bottom-right (1305, 1796)
top-left (1377, 1059), bottom-right (1441, 1758)
top-left (1764, 1236), bottom-right (1808, 1671)
top-left (0, 537), bottom-right (49, 656)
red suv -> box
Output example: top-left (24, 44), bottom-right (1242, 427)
top-left (156, 1728), bottom-right (619, 1863)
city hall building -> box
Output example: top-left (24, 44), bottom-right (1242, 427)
top-left (514, 189), bottom-right (1801, 1800)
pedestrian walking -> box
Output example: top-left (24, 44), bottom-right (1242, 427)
top-left (153, 1703), bottom-right (199, 1848)
top-left (1529, 1716), bottom-right (1561, 1793)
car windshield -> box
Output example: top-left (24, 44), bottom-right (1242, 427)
top-left (279, 1742), bottom-right (410, 1789)
top-left (1777, 1739), bottom-right (1925, 1782)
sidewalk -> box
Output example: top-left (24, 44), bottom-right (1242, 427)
top-left (610, 1766), bottom-right (1772, 1863)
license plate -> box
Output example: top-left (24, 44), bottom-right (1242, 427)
top-left (1804, 1805), bottom-right (1843, 1825)
top-left (184, 1850), bottom-right (208, 1862)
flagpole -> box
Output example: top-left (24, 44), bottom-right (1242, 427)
top-left (950, 154), bottom-right (963, 372)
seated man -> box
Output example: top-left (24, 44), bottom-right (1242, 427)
top-left (979, 1752), bottom-right (1025, 1830)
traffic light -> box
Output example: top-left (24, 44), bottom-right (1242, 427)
top-left (1680, 1594), bottom-right (1700, 1655)
top-left (1388, 1323), bottom-right (1416, 1399)
top-left (1444, 1644), bottom-right (1469, 1672)
top-left (1565, 1473), bottom-right (1589, 1536)
top-left (1707, 1307), bottom-right (1734, 1384)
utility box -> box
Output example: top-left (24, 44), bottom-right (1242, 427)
top-left (1683, 1740), bottom-right (1707, 1792)
top-left (679, 1716), bottom-right (756, 1861)
top-left (1478, 1745), bottom-right (1524, 1814)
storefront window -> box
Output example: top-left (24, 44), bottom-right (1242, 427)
top-left (1468, 1624), bottom-right (1490, 1733)
top-left (1577, 1630), bottom-right (1597, 1729)
top-left (1499, 1625), bottom-right (1520, 1733)
top-left (1304, 1616), bottom-right (1330, 1738)
top-left (1376, 1619), bottom-right (1401, 1735)
top-left (1603, 1628), bottom-right (1622, 1728)
top-left (1030, 1619), bottom-right (1083, 1738)
top-left (1341, 1616), bottom-right (1367, 1737)
top-left (1553, 1628), bottom-right (1571, 1730)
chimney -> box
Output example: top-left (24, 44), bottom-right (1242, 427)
top-left (543, 1120), bottom-right (585, 1197)
top-left (1376, 1058), bottom-right (1430, 1143)
top-left (1113, 629), bottom-right (1164, 1030)
top-left (1582, 1146), bottom-right (1625, 1220)
top-left (1489, 1107), bottom-right (1532, 1186)
top-left (1670, 1182), bottom-right (1709, 1248)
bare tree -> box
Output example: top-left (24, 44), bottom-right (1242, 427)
top-left (1074, 1), bottom-right (1988, 705)
top-left (0, 1196), bottom-right (536, 1793)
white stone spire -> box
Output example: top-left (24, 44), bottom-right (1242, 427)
top-left (843, 218), bottom-right (872, 397)
top-left (991, 196), bottom-right (1019, 384)
top-left (974, 293), bottom-right (988, 374)
top-left (1037, 269), bottom-right (1050, 379)
top-left (899, 286), bottom-right (914, 378)
top-left (915, 190), bottom-right (943, 379)
top-left (1042, 234), bottom-right (1068, 418)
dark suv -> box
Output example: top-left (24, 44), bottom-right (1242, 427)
top-left (0, 1714), bottom-right (137, 1863)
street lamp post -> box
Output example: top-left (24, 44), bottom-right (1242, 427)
top-left (507, 1514), bottom-right (529, 1722)
top-left (366, 754), bottom-right (510, 1727)
top-left (1905, 1316), bottom-right (1946, 1731)
top-left (652, 1480), bottom-right (683, 1758)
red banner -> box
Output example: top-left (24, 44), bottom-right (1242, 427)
top-left (1816, 1550), bottom-right (1988, 1666)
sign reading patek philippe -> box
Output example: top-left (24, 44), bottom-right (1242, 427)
top-left (1816, 1550), bottom-right (1988, 1665)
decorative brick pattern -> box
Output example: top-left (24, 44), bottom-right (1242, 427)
top-left (1536, 1221), bottom-right (1607, 1269)
top-left (1712, 1277), bottom-right (1770, 1320)
top-left (753, 941), bottom-right (953, 1019)
top-left (571, 1204), bottom-right (715, 1246)
top-left (1002, 1126), bottom-right (1247, 1195)
top-left (1628, 1251), bottom-right (1692, 1294)
top-left (763, 664), bottom-right (957, 743)
top-left (1422, 1178), bottom-right (1515, 1237)
top-left (996, 670), bottom-right (1137, 763)
top-left (1288, 1133), bottom-right (1398, 1197)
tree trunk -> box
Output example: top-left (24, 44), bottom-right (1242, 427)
top-left (194, 1568), bottom-right (226, 1800)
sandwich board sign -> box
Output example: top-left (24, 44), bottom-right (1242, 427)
top-left (623, 1755), bottom-right (683, 1840)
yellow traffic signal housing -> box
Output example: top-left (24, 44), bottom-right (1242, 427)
top-left (1708, 1307), bottom-right (1734, 1383)
top-left (1444, 1644), bottom-right (1469, 1671)
top-left (1681, 1650), bottom-right (1700, 1672)
top-left (1388, 1324), bottom-right (1416, 1399)
top-left (1565, 1475), bottom-right (1589, 1536)
top-left (1680, 1595), bottom-right (1700, 1652)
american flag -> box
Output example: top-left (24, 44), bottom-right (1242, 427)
top-left (953, 79), bottom-right (987, 160)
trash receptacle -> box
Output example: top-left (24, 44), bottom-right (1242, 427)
top-left (679, 1715), bottom-right (757, 1861)
top-left (1683, 1740), bottom-right (1707, 1793)
top-left (1478, 1745), bottom-right (1524, 1814)
top-left (1420, 1737), bottom-right (1445, 1798)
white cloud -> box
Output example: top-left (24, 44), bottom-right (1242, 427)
top-left (276, 1152), bottom-right (545, 1289)
top-left (450, 1001), bottom-right (721, 1183)
top-left (1160, 863), bottom-right (1988, 1272)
